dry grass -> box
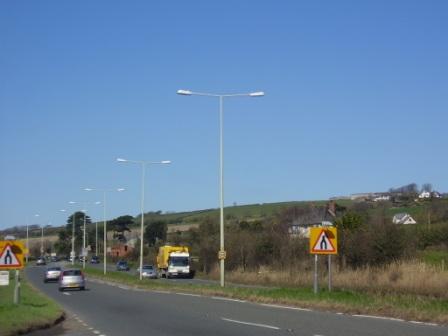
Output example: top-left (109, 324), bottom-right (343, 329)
top-left (219, 260), bottom-right (448, 298)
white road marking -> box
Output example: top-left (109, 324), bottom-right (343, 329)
top-left (221, 317), bottom-right (280, 330)
top-left (176, 292), bottom-right (201, 297)
top-left (212, 296), bottom-right (246, 303)
top-left (93, 331), bottom-right (101, 334)
top-left (353, 314), bottom-right (404, 322)
top-left (63, 292), bottom-right (71, 296)
top-left (153, 290), bottom-right (170, 294)
top-left (260, 303), bottom-right (312, 311)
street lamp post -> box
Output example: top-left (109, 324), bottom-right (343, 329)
top-left (84, 188), bottom-right (125, 274)
top-left (41, 225), bottom-right (44, 255)
top-left (26, 215), bottom-right (39, 263)
top-left (117, 158), bottom-right (171, 280)
top-left (67, 201), bottom-right (78, 265)
top-left (64, 201), bottom-right (101, 269)
top-left (177, 89), bottom-right (264, 287)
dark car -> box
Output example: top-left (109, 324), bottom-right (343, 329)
top-left (36, 257), bottom-right (46, 266)
top-left (116, 260), bottom-right (130, 271)
top-left (90, 256), bottom-right (100, 264)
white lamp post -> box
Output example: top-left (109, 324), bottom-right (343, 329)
top-left (64, 201), bottom-right (101, 269)
top-left (117, 158), bottom-right (171, 280)
top-left (177, 89), bottom-right (264, 287)
top-left (26, 214), bottom-right (40, 263)
top-left (84, 188), bottom-right (125, 274)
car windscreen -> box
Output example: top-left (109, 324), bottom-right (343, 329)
top-left (169, 257), bottom-right (189, 267)
top-left (48, 267), bottom-right (61, 271)
top-left (63, 270), bottom-right (81, 276)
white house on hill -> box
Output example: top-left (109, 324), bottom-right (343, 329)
top-left (392, 213), bottom-right (417, 225)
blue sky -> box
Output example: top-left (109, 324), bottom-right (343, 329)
top-left (1, 1), bottom-right (447, 229)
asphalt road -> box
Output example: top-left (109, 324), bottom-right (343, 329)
top-left (26, 265), bottom-right (448, 336)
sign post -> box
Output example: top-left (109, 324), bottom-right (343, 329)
top-left (14, 270), bottom-right (20, 304)
top-left (309, 227), bottom-right (337, 294)
top-left (0, 241), bottom-right (25, 304)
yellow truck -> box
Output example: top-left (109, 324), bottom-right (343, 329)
top-left (156, 245), bottom-right (194, 278)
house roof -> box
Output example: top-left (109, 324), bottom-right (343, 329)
top-left (292, 207), bottom-right (335, 227)
top-left (393, 213), bottom-right (409, 220)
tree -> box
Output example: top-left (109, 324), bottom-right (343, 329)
top-left (144, 220), bottom-right (167, 246)
top-left (421, 183), bottom-right (433, 193)
top-left (54, 211), bottom-right (92, 256)
top-left (110, 215), bottom-right (133, 242)
top-left (389, 183), bottom-right (418, 195)
top-left (334, 212), bottom-right (364, 269)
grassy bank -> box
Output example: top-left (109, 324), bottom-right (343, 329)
top-left (0, 271), bottom-right (63, 336)
top-left (221, 260), bottom-right (448, 298)
top-left (83, 265), bottom-right (448, 324)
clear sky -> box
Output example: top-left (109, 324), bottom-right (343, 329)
top-left (1, 1), bottom-right (447, 230)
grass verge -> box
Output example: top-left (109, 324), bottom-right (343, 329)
top-left (0, 271), bottom-right (64, 336)
top-left (83, 266), bottom-right (448, 325)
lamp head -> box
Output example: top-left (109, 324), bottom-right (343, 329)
top-left (249, 91), bottom-right (265, 97)
top-left (177, 89), bottom-right (192, 96)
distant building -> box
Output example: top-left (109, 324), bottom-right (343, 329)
top-left (392, 213), bottom-right (417, 225)
top-left (350, 192), bottom-right (391, 202)
top-left (289, 202), bottom-right (337, 238)
top-left (432, 192), bottom-right (442, 198)
top-left (419, 191), bottom-right (431, 199)
top-left (109, 244), bottom-right (134, 258)
top-left (373, 195), bottom-right (391, 202)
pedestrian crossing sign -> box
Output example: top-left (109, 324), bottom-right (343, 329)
top-left (309, 227), bottom-right (337, 255)
top-left (0, 241), bottom-right (25, 269)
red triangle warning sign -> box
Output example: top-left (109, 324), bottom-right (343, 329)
top-left (0, 244), bottom-right (22, 267)
top-left (311, 230), bottom-right (336, 253)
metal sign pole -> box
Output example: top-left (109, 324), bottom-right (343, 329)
top-left (13, 270), bottom-right (20, 304)
top-left (328, 255), bottom-right (332, 292)
top-left (313, 254), bottom-right (318, 294)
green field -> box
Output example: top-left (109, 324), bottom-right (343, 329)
top-left (0, 271), bottom-right (63, 336)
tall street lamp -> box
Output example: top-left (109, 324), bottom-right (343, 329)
top-left (66, 201), bottom-right (80, 265)
top-left (26, 214), bottom-right (40, 263)
top-left (84, 188), bottom-right (125, 274)
top-left (65, 201), bottom-right (101, 269)
top-left (117, 158), bottom-right (171, 280)
top-left (177, 89), bottom-right (264, 287)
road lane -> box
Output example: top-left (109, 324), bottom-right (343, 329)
top-left (26, 265), bottom-right (448, 336)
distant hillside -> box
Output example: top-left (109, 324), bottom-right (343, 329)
top-left (2, 198), bottom-right (447, 239)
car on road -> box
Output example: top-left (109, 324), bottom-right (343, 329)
top-left (58, 269), bottom-right (85, 291)
top-left (44, 266), bottom-right (62, 282)
top-left (137, 265), bottom-right (158, 279)
top-left (51, 256), bottom-right (59, 262)
top-left (90, 255), bottom-right (100, 264)
top-left (36, 257), bottom-right (46, 266)
top-left (116, 260), bottom-right (130, 271)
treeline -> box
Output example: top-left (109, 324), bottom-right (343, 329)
top-left (163, 200), bottom-right (448, 273)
